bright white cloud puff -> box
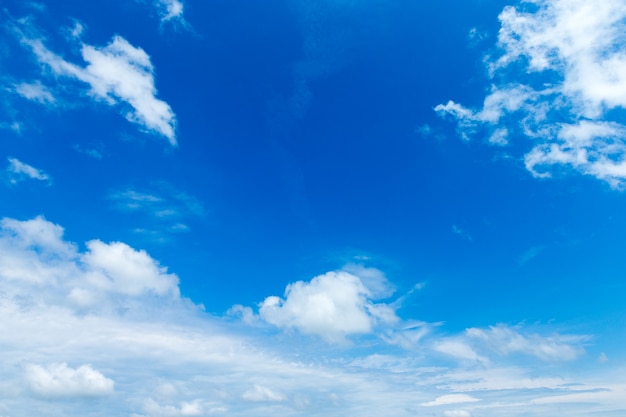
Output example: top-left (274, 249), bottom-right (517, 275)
top-left (19, 30), bottom-right (177, 145)
top-left (436, 0), bottom-right (626, 187)
top-left (258, 267), bottom-right (398, 343)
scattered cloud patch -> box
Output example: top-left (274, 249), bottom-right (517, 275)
top-left (16, 24), bottom-right (177, 144)
top-left (466, 325), bottom-right (587, 361)
top-left (13, 81), bottom-right (55, 104)
top-left (25, 362), bottom-right (114, 397)
top-left (5, 157), bottom-right (51, 184)
top-left (436, 0), bottom-right (626, 187)
top-left (156, 0), bottom-right (185, 22)
top-left (421, 394), bottom-right (480, 407)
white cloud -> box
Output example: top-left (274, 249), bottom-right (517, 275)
top-left (421, 394), bottom-right (481, 407)
top-left (24, 363), bottom-right (114, 397)
top-left (242, 384), bottom-right (286, 402)
top-left (156, 0), bottom-right (185, 22)
top-left (0, 216), bottom-right (623, 417)
top-left (13, 81), bottom-right (55, 104)
top-left (436, 0), bottom-right (626, 187)
top-left (465, 325), bottom-right (586, 361)
top-left (0, 216), bottom-right (180, 310)
top-left (19, 31), bottom-right (177, 144)
top-left (258, 268), bottom-right (398, 343)
top-left (5, 157), bottom-right (51, 184)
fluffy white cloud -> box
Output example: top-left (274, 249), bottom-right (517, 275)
top-left (258, 267), bottom-right (398, 343)
top-left (156, 0), bottom-right (185, 22)
top-left (5, 157), bottom-right (51, 184)
top-left (0, 216), bottom-right (180, 310)
top-left (24, 363), bottom-right (114, 397)
top-left (19, 31), bottom-right (177, 144)
top-left (436, 0), bottom-right (626, 187)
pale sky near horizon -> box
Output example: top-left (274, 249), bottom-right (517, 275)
top-left (1, 1), bottom-right (626, 416)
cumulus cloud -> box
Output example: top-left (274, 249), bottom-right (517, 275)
top-left (18, 28), bottom-right (177, 144)
top-left (25, 362), bottom-right (114, 397)
top-left (0, 216), bottom-right (180, 311)
top-left (436, 0), bottom-right (626, 187)
top-left (258, 267), bottom-right (398, 343)
top-left (5, 157), bottom-right (51, 184)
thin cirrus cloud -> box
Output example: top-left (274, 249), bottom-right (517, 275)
top-left (0, 216), bottom-right (624, 416)
top-left (435, 0), bottom-right (626, 187)
top-left (14, 22), bottom-right (177, 145)
top-left (108, 183), bottom-right (204, 237)
top-left (5, 157), bottom-right (51, 184)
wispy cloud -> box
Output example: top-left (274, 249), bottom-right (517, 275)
top-left (13, 22), bottom-right (177, 145)
top-left (436, 0), bottom-right (626, 187)
top-left (108, 182), bottom-right (204, 238)
top-left (12, 81), bottom-right (55, 104)
top-left (5, 157), bottom-right (51, 185)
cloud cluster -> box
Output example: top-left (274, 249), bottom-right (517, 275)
top-left (436, 0), bottom-right (626, 187)
top-left (0, 216), bottom-right (622, 416)
top-left (0, 216), bottom-right (180, 313)
top-left (17, 27), bottom-right (177, 144)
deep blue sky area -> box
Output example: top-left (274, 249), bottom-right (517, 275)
top-left (2, 1), bottom-right (626, 416)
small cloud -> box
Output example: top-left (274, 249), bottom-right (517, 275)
top-left (421, 394), bottom-right (481, 407)
top-left (5, 157), bottom-right (51, 185)
top-left (598, 352), bottom-right (608, 363)
top-left (73, 142), bottom-right (104, 159)
top-left (13, 81), bottom-right (55, 104)
top-left (25, 363), bottom-right (114, 398)
top-left (17, 24), bottom-right (177, 145)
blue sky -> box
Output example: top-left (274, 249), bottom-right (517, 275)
top-left (1, 0), bottom-right (626, 415)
